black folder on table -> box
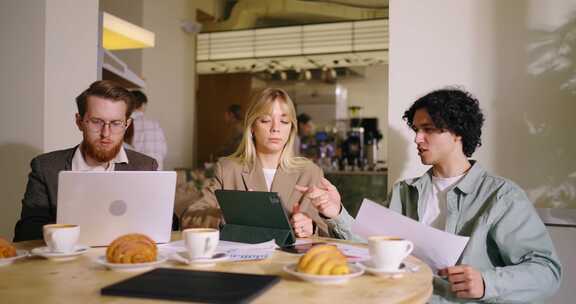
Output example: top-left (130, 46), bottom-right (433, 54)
top-left (101, 268), bottom-right (280, 303)
top-left (215, 190), bottom-right (295, 247)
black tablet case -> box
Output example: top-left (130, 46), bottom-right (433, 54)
top-left (215, 190), bottom-right (296, 246)
top-left (101, 268), bottom-right (280, 303)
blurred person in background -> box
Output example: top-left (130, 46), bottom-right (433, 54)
top-left (130, 90), bottom-right (168, 170)
top-left (295, 113), bottom-right (316, 158)
top-left (217, 104), bottom-right (244, 158)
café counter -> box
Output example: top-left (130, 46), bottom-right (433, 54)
top-left (325, 169), bottom-right (388, 217)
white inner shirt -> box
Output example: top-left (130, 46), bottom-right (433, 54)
top-left (71, 145), bottom-right (129, 171)
top-left (262, 168), bottom-right (277, 191)
top-left (422, 173), bottom-right (465, 230)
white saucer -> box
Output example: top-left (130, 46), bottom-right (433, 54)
top-left (173, 252), bottom-right (229, 267)
top-left (0, 250), bottom-right (29, 266)
top-left (31, 245), bottom-right (89, 261)
top-left (359, 261), bottom-right (416, 277)
top-left (96, 255), bottom-right (167, 272)
top-left (283, 263), bottom-right (364, 284)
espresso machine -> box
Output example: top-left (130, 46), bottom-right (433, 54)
top-left (341, 118), bottom-right (382, 170)
top-left (341, 127), bottom-right (364, 169)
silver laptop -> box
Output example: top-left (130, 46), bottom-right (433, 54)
top-left (56, 171), bottom-right (176, 246)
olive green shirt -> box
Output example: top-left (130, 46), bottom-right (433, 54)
top-left (327, 161), bottom-right (562, 303)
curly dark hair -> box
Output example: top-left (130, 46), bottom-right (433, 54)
top-left (402, 88), bottom-right (485, 157)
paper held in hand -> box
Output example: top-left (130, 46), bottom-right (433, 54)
top-left (351, 199), bottom-right (469, 272)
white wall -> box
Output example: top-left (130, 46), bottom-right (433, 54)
top-left (388, 0), bottom-right (496, 185)
top-left (0, 0), bottom-right (98, 240)
top-left (389, 0), bottom-right (576, 207)
top-left (44, 0), bottom-right (98, 151)
top-left (0, 0), bottom-right (46, 241)
top-left (141, 0), bottom-right (198, 170)
top-left (339, 65), bottom-right (389, 162)
top-left (389, 1), bottom-right (576, 302)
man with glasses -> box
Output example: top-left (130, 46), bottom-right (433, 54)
top-left (13, 80), bottom-right (158, 241)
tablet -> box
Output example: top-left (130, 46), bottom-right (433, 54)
top-left (101, 268), bottom-right (280, 303)
top-left (215, 190), bottom-right (293, 230)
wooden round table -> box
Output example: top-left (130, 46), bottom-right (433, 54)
top-left (2, 235), bottom-right (432, 303)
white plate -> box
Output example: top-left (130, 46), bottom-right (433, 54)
top-left (283, 263), bottom-right (364, 284)
top-left (0, 250), bottom-right (28, 266)
top-left (359, 261), bottom-right (418, 277)
top-left (172, 252), bottom-right (229, 267)
top-left (31, 245), bottom-right (89, 261)
top-left (96, 255), bottom-right (167, 272)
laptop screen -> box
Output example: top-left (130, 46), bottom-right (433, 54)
top-left (56, 171), bottom-right (176, 246)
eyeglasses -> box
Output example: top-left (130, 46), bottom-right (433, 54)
top-left (84, 118), bottom-right (129, 134)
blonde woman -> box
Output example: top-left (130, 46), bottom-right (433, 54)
top-left (180, 88), bottom-right (336, 237)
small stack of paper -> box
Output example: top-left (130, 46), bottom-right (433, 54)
top-left (160, 239), bottom-right (277, 261)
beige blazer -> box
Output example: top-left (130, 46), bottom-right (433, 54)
top-left (180, 157), bottom-right (330, 236)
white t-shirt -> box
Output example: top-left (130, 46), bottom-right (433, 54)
top-left (421, 173), bottom-right (465, 230)
top-left (262, 168), bottom-right (277, 191)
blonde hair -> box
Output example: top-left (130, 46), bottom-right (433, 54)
top-left (229, 88), bottom-right (310, 171)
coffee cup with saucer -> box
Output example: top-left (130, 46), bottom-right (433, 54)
top-left (32, 224), bottom-right (88, 261)
top-left (360, 260), bottom-right (409, 277)
top-left (179, 228), bottom-right (225, 267)
top-left (364, 236), bottom-right (414, 277)
top-left (31, 245), bottom-right (89, 261)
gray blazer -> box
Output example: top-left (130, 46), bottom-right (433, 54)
top-left (13, 146), bottom-right (158, 242)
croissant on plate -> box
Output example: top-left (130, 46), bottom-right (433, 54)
top-left (106, 233), bottom-right (157, 264)
top-left (0, 237), bottom-right (17, 258)
top-left (297, 244), bottom-right (349, 275)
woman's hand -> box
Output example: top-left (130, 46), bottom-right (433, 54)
top-left (295, 178), bottom-right (342, 219)
top-left (291, 203), bottom-right (314, 237)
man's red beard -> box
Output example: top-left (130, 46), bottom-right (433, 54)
top-left (81, 139), bottom-right (122, 163)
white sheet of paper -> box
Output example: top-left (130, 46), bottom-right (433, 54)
top-left (351, 199), bottom-right (469, 272)
top-left (160, 239), bottom-right (277, 261)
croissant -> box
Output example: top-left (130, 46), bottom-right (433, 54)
top-left (0, 237), bottom-right (17, 258)
top-left (106, 233), bottom-right (157, 264)
top-left (297, 244), bottom-right (349, 275)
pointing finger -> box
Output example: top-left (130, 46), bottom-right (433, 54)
top-left (294, 185), bottom-right (309, 193)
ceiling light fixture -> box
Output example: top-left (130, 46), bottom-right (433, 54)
top-left (102, 12), bottom-right (155, 50)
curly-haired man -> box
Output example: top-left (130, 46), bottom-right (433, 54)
top-left (312, 88), bottom-right (562, 303)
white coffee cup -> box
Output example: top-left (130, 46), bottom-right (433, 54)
top-left (43, 224), bottom-right (80, 253)
top-left (368, 236), bottom-right (414, 271)
top-left (182, 228), bottom-right (219, 260)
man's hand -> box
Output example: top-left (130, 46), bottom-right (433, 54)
top-left (294, 178), bottom-right (342, 219)
top-left (290, 203), bottom-right (314, 237)
top-left (439, 265), bottom-right (485, 299)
